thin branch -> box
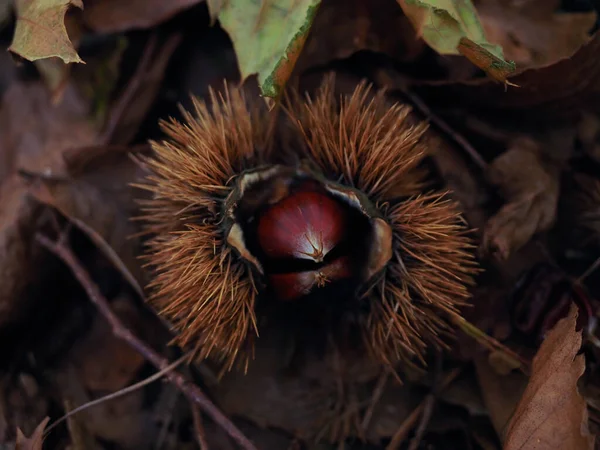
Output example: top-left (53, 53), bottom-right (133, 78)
top-left (450, 314), bottom-right (531, 374)
top-left (577, 255), bottom-right (600, 284)
top-left (374, 68), bottom-right (488, 171)
top-left (386, 368), bottom-right (461, 450)
top-left (361, 369), bottom-right (390, 433)
top-left (45, 355), bottom-right (187, 436)
top-left (407, 353), bottom-right (443, 450)
top-left (407, 394), bottom-right (435, 450)
top-left (36, 233), bottom-right (257, 450)
top-left (191, 403), bottom-right (210, 450)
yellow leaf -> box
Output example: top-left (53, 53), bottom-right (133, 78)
top-left (9, 0), bottom-right (84, 64)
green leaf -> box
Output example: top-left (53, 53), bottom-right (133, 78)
top-left (213, 0), bottom-right (321, 99)
top-left (9, 0), bottom-right (84, 64)
top-left (397, 0), bottom-right (516, 82)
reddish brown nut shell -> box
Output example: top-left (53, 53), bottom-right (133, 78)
top-left (257, 188), bottom-right (347, 263)
top-left (269, 255), bottom-right (353, 301)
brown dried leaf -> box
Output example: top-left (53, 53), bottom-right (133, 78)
top-left (0, 80), bottom-right (98, 179)
top-left (504, 305), bottom-right (594, 450)
top-left (474, 354), bottom-right (527, 439)
top-left (53, 296), bottom-right (166, 448)
top-left (15, 417), bottom-right (49, 450)
top-left (412, 32), bottom-right (600, 127)
top-left (477, 0), bottom-right (596, 70)
top-left (482, 138), bottom-right (559, 260)
top-left (0, 176), bottom-right (44, 328)
top-left (298, 0), bottom-right (424, 71)
top-left (82, 0), bottom-right (202, 33)
top-left (9, 0), bottom-right (83, 64)
top-left (27, 145), bottom-right (150, 291)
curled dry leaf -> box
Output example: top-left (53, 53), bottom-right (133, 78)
top-left (504, 305), bottom-right (594, 450)
top-left (412, 32), bottom-right (600, 127)
top-left (9, 0), bottom-right (83, 64)
top-left (476, 0), bottom-right (596, 70)
top-left (15, 417), bottom-right (49, 450)
top-left (82, 0), bottom-right (201, 33)
top-left (482, 138), bottom-right (559, 260)
top-left (213, 0), bottom-right (321, 98)
top-left (397, 0), bottom-right (515, 82)
top-left (298, 0), bottom-right (424, 71)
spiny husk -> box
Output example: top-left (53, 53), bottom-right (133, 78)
top-left (138, 79), bottom-right (477, 370)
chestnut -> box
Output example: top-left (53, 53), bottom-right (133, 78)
top-left (268, 255), bottom-right (353, 301)
top-left (256, 186), bottom-right (347, 263)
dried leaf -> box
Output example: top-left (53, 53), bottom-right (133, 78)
top-left (457, 36), bottom-right (517, 85)
top-left (82, 0), bottom-right (202, 33)
top-left (27, 145), bottom-right (150, 292)
top-left (474, 354), bottom-right (527, 439)
top-left (298, 0), bottom-right (424, 71)
top-left (9, 0), bottom-right (84, 64)
top-left (397, 0), bottom-right (515, 82)
top-left (504, 305), bottom-right (594, 450)
top-left (482, 138), bottom-right (559, 260)
top-left (412, 32), bottom-right (600, 127)
top-left (0, 176), bottom-right (43, 329)
top-left (15, 417), bottom-right (49, 450)
top-left (476, 0), bottom-right (596, 70)
top-left (0, 81), bottom-right (98, 178)
top-left (214, 0), bottom-right (321, 98)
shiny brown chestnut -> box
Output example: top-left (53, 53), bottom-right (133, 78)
top-left (257, 186), bottom-right (347, 264)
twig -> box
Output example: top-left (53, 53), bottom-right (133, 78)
top-left (361, 369), bottom-right (390, 433)
top-left (386, 368), bottom-right (461, 450)
top-left (407, 353), bottom-right (443, 450)
top-left (45, 355), bottom-right (187, 436)
top-left (100, 34), bottom-right (157, 144)
top-left (373, 68), bottom-right (488, 171)
top-left (36, 233), bottom-right (257, 450)
top-left (450, 314), bottom-right (531, 374)
top-left (191, 404), bottom-right (210, 450)
top-left (577, 255), bottom-right (600, 284)
top-left (407, 395), bottom-right (435, 450)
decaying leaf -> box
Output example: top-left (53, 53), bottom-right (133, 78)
top-left (412, 32), bottom-right (600, 126)
top-left (571, 173), bottom-right (600, 242)
top-left (26, 145), bottom-right (150, 291)
top-left (397, 0), bottom-right (515, 82)
top-left (474, 354), bottom-right (528, 439)
top-left (577, 113), bottom-right (600, 164)
top-left (0, 176), bottom-right (45, 329)
top-left (504, 305), bottom-right (594, 450)
top-left (298, 0), bottom-right (424, 71)
top-left (0, 81), bottom-right (98, 178)
top-left (482, 137), bottom-right (559, 260)
top-left (212, 0), bottom-right (321, 98)
top-left (82, 0), bottom-right (202, 33)
top-left (9, 0), bottom-right (84, 64)
top-left (15, 417), bottom-right (49, 450)
top-left (476, 0), bottom-right (596, 70)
